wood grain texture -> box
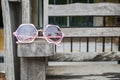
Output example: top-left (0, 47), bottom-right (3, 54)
top-left (1, 0), bottom-right (15, 80)
top-left (21, 58), bottom-right (46, 80)
top-left (18, 40), bottom-right (54, 57)
top-left (88, 38), bottom-right (96, 52)
top-left (9, 0), bottom-right (21, 2)
top-left (47, 63), bottom-right (120, 80)
top-left (63, 38), bottom-right (71, 53)
top-left (49, 52), bottom-right (120, 61)
top-left (112, 37), bottom-right (119, 51)
top-left (96, 38), bottom-right (103, 52)
top-left (72, 38), bottom-right (80, 53)
top-left (61, 28), bottom-right (120, 37)
top-left (80, 38), bottom-right (87, 52)
top-left (43, 0), bottom-right (48, 26)
top-left (105, 37), bottom-right (112, 52)
top-left (48, 3), bottom-right (120, 16)
top-left (21, 0), bottom-right (47, 80)
top-left (22, 0), bottom-right (31, 23)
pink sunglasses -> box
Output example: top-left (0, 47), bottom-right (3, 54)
top-left (13, 24), bottom-right (64, 46)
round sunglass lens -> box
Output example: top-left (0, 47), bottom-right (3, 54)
top-left (15, 24), bottom-right (37, 42)
top-left (44, 25), bottom-right (63, 43)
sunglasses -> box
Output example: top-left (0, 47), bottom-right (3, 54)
top-left (13, 24), bottom-right (64, 46)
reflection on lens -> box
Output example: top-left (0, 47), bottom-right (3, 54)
top-left (49, 38), bottom-right (61, 41)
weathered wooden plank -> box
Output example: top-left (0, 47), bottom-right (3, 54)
top-left (112, 37), bottom-right (119, 51)
top-left (43, 0), bottom-right (48, 26)
top-left (47, 63), bottom-right (120, 80)
top-left (48, 3), bottom-right (120, 16)
top-left (47, 62), bottom-right (120, 76)
top-left (9, 2), bottom-right (21, 80)
top-left (61, 28), bottom-right (120, 37)
top-left (21, 58), bottom-right (46, 80)
top-left (9, 0), bottom-right (20, 1)
top-left (49, 52), bottom-right (120, 61)
top-left (80, 38), bottom-right (87, 52)
top-left (18, 40), bottom-right (54, 57)
top-left (105, 37), bottom-right (112, 52)
top-left (96, 38), bottom-right (103, 52)
top-left (88, 38), bottom-right (96, 52)
top-left (1, 0), bottom-right (15, 80)
top-left (22, 0), bottom-right (31, 23)
top-left (21, 0), bottom-right (47, 80)
top-left (56, 41), bottom-right (64, 53)
top-left (56, 38), bottom-right (71, 53)
top-left (72, 38), bottom-right (80, 52)
top-left (63, 38), bottom-right (71, 53)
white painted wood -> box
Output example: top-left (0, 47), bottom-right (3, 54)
top-left (89, 38), bottom-right (96, 52)
top-left (63, 38), bottom-right (71, 53)
top-left (56, 41), bottom-right (64, 53)
top-left (80, 38), bottom-right (87, 52)
top-left (112, 37), bottom-right (119, 51)
top-left (61, 28), bottom-right (120, 37)
top-left (72, 38), bottom-right (80, 53)
top-left (96, 38), bottom-right (103, 52)
top-left (48, 3), bottom-right (120, 16)
top-left (105, 37), bottom-right (112, 52)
